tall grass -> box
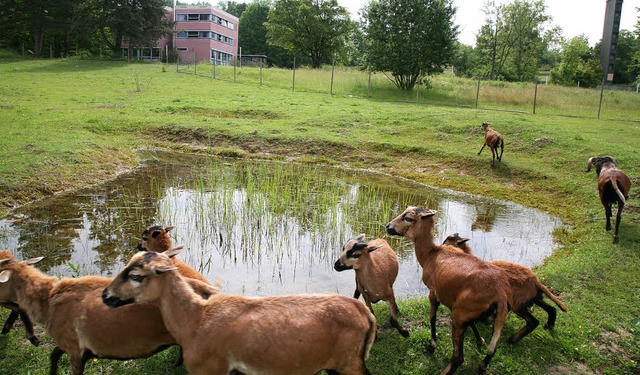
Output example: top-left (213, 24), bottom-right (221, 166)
top-left (178, 61), bottom-right (640, 120)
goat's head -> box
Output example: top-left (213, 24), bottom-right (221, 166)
top-left (386, 206), bottom-right (437, 240)
top-left (586, 156), bottom-right (618, 176)
top-left (102, 247), bottom-right (181, 308)
top-left (441, 233), bottom-right (472, 254)
top-left (137, 225), bottom-right (175, 252)
top-left (0, 252), bottom-right (44, 303)
top-left (334, 234), bottom-right (383, 271)
top-left (481, 122), bottom-right (492, 132)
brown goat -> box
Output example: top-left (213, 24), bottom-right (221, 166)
top-left (103, 249), bottom-right (377, 375)
top-left (478, 122), bottom-right (504, 166)
top-left (0, 250), bottom-right (39, 346)
top-left (386, 207), bottom-right (511, 375)
top-left (0, 251), bottom-right (219, 375)
top-left (442, 233), bottom-right (568, 344)
top-left (586, 156), bottom-right (632, 243)
top-left (137, 225), bottom-right (209, 283)
top-left (334, 234), bottom-right (409, 337)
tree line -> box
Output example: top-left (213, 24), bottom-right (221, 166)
top-left (1, 0), bottom-right (638, 90)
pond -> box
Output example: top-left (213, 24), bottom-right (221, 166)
top-left (0, 151), bottom-right (562, 298)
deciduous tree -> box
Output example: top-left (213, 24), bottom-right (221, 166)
top-left (265, 0), bottom-right (353, 68)
top-left (361, 0), bottom-right (458, 91)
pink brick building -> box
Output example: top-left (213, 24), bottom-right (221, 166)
top-left (126, 5), bottom-right (239, 65)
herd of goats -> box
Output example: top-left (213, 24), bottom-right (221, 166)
top-left (0, 122), bottom-right (633, 374)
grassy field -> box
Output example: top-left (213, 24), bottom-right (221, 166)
top-left (0, 55), bottom-right (639, 375)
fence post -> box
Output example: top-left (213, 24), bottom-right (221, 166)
top-left (213, 59), bottom-right (217, 79)
top-left (330, 58), bottom-right (336, 96)
top-left (292, 56), bottom-right (296, 91)
top-left (367, 71), bottom-right (372, 98)
top-left (475, 77), bottom-right (481, 108)
top-left (533, 81), bottom-right (538, 114)
top-left (234, 57), bottom-right (237, 83)
top-left (597, 77), bottom-right (605, 119)
top-left (260, 61), bottom-right (263, 86)
top-left (415, 70), bottom-right (421, 102)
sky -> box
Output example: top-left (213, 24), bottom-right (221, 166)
top-left (339, 0), bottom-right (640, 46)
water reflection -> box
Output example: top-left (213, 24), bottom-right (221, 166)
top-left (0, 151), bottom-right (562, 298)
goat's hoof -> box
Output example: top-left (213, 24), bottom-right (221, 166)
top-left (613, 237), bottom-right (619, 244)
top-left (29, 337), bottom-right (40, 346)
top-left (0, 328), bottom-right (9, 335)
top-left (399, 329), bottom-right (410, 338)
top-left (476, 338), bottom-right (486, 348)
top-left (425, 345), bottom-right (436, 355)
top-left (543, 323), bottom-right (554, 330)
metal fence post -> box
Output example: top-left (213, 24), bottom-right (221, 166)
top-left (598, 78), bottom-right (605, 119)
top-left (367, 71), bottom-right (372, 98)
top-left (234, 58), bottom-right (237, 83)
top-left (260, 61), bottom-right (263, 86)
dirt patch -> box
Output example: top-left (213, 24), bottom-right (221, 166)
top-left (160, 106), bottom-right (283, 120)
top-left (546, 363), bottom-right (595, 375)
top-left (531, 137), bottom-right (556, 147)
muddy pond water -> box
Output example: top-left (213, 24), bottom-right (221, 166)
top-left (0, 151), bottom-right (562, 298)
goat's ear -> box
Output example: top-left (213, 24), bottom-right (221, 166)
top-left (151, 230), bottom-right (162, 239)
top-left (457, 238), bottom-right (470, 245)
top-left (419, 209), bottom-right (437, 219)
top-left (0, 270), bottom-right (11, 283)
top-left (0, 258), bottom-right (11, 267)
top-left (154, 265), bottom-right (178, 275)
top-left (163, 245), bottom-right (184, 258)
top-left (355, 233), bottom-right (366, 241)
top-left (367, 244), bottom-right (383, 253)
top-left (164, 226), bottom-right (175, 232)
top-left (24, 257), bottom-right (44, 265)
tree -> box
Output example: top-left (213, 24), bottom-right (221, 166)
top-left (217, 1), bottom-right (247, 18)
top-left (550, 36), bottom-right (600, 87)
top-left (475, 0), bottom-right (552, 81)
top-left (361, 0), bottom-right (458, 91)
top-left (238, 1), bottom-right (298, 67)
top-left (265, 0), bottom-right (353, 68)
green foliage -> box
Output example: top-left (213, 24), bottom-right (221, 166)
top-left (216, 0), bottom-right (247, 17)
top-left (238, 1), bottom-right (299, 68)
top-left (361, 0), bottom-right (458, 90)
top-left (550, 36), bottom-right (601, 87)
top-left (476, 0), bottom-right (553, 82)
top-left (265, 0), bottom-right (353, 68)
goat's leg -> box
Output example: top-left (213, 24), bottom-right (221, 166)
top-left (1, 310), bottom-right (19, 334)
top-left (507, 308), bottom-right (539, 344)
top-left (478, 143), bottom-right (486, 155)
top-left (440, 319), bottom-right (466, 375)
top-left (534, 299), bottom-right (558, 329)
top-left (386, 296), bottom-right (410, 337)
top-left (490, 148), bottom-right (496, 166)
top-left (605, 203), bottom-right (613, 231)
top-left (478, 302), bottom-right (508, 374)
top-left (498, 143), bottom-right (504, 161)
top-left (49, 347), bottom-right (65, 375)
top-left (469, 322), bottom-right (485, 348)
top-left (20, 309), bottom-right (39, 346)
top-left (613, 201), bottom-right (624, 244)
top-left (427, 292), bottom-right (440, 354)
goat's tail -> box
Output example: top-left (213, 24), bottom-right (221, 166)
top-left (611, 176), bottom-right (627, 206)
top-left (537, 280), bottom-right (568, 312)
top-left (362, 312), bottom-right (377, 361)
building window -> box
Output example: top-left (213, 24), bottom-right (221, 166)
top-left (176, 47), bottom-right (188, 52)
top-left (211, 49), bottom-right (233, 66)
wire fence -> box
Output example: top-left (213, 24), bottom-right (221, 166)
top-left (175, 56), bottom-right (640, 123)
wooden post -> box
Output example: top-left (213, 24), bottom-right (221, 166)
top-left (292, 56), bottom-right (296, 91)
top-left (533, 81), bottom-right (538, 114)
top-left (260, 61), bottom-right (263, 86)
top-left (475, 77), bottom-right (481, 108)
top-left (234, 57), bottom-right (237, 83)
top-left (330, 58), bottom-right (336, 96)
top-left (598, 77), bottom-right (605, 119)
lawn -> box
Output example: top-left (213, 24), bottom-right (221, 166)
top-left (0, 55), bottom-right (639, 374)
